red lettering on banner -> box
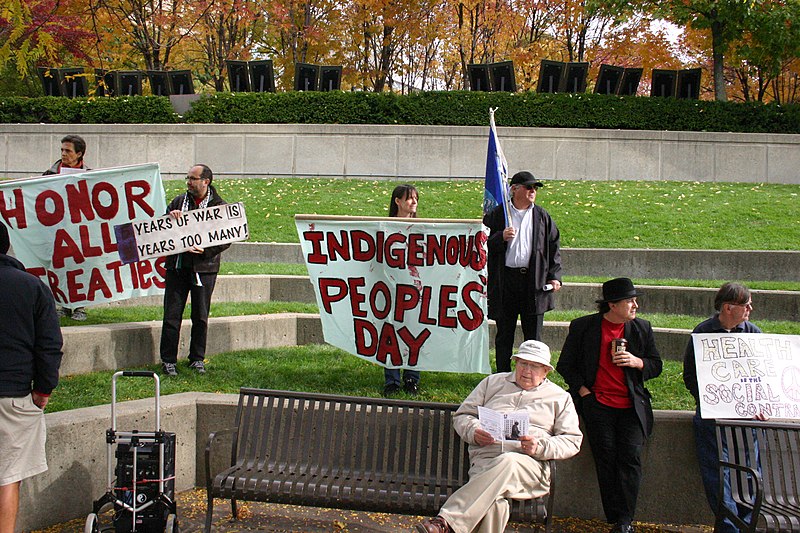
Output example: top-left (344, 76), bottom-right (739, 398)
top-left (35, 189), bottom-right (65, 227)
top-left (79, 225), bottom-right (103, 258)
top-left (398, 327), bottom-right (430, 366)
top-left (438, 285), bottom-right (458, 328)
top-left (328, 230), bottom-right (351, 261)
top-left (91, 181), bottom-right (120, 220)
top-left (136, 260), bottom-right (154, 289)
top-left (52, 228), bottom-right (83, 268)
top-left (351, 230), bottom-right (375, 262)
top-left (64, 180), bottom-right (95, 223)
top-left (407, 234), bottom-right (424, 267)
top-left (457, 281), bottom-right (484, 331)
top-left (303, 231), bottom-right (327, 264)
top-left (348, 277), bottom-right (366, 317)
top-left (418, 286), bottom-right (436, 325)
top-left (385, 233), bottom-right (406, 268)
top-left (393, 284), bottom-right (420, 322)
top-left (472, 230), bottom-right (487, 270)
top-left (124, 180), bottom-right (154, 218)
top-left (369, 282), bottom-right (391, 319)
top-left (0, 189), bottom-right (27, 228)
top-left (154, 257), bottom-right (166, 287)
top-left (87, 267), bottom-right (113, 300)
top-left (353, 318), bottom-right (430, 367)
top-left (66, 268), bottom-right (86, 302)
top-left (318, 278), bottom-right (348, 312)
top-left (101, 222), bottom-right (118, 252)
top-left (106, 261), bottom-right (125, 292)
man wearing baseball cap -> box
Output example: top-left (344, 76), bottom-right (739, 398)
top-left (483, 170), bottom-right (563, 374)
top-left (556, 278), bottom-right (662, 533)
top-left (416, 340), bottom-right (582, 533)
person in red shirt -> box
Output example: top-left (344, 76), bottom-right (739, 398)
top-left (556, 278), bottom-right (662, 533)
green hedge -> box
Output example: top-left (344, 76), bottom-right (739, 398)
top-left (0, 96), bottom-right (177, 123)
top-left (2, 91), bottom-right (799, 133)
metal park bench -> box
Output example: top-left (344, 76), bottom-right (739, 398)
top-left (715, 419), bottom-right (800, 532)
top-left (205, 388), bottom-right (555, 532)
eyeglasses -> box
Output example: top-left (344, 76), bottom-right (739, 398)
top-left (522, 185), bottom-right (540, 191)
top-left (186, 176), bottom-right (204, 182)
top-left (728, 301), bottom-right (753, 309)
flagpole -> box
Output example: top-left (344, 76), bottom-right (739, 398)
top-left (488, 108), bottom-right (512, 227)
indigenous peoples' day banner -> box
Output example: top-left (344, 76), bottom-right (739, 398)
top-left (0, 163), bottom-right (168, 308)
top-left (693, 333), bottom-right (800, 420)
top-left (296, 215), bottom-right (491, 374)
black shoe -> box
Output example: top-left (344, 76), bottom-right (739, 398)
top-left (383, 383), bottom-right (401, 397)
top-left (404, 379), bottom-right (419, 396)
top-left (162, 362), bottom-right (178, 376)
top-left (610, 523), bottom-right (635, 533)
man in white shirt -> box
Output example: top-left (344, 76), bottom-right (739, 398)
top-left (483, 171), bottom-right (562, 373)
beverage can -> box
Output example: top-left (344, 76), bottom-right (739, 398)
top-left (611, 338), bottom-right (627, 354)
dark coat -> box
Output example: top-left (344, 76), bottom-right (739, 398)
top-left (482, 203), bottom-right (562, 318)
top-left (164, 185), bottom-right (231, 273)
top-left (0, 254), bottom-right (63, 396)
top-left (556, 313), bottom-right (662, 437)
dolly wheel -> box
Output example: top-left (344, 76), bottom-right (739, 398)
top-left (165, 513), bottom-right (179, 533)
top-left (84, 513), bottom-right (99, 533)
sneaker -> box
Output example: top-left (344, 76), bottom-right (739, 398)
top-left (189, 360), bottom-right (206, 374)
top-left (383, 383), bottom-right (401, 397)
top-left (71, 307), bottom-right (87, 321)
top-left (57, 306), bottom-right (69, 318)
top-left (162, 362), bottom-right (178, 376)
top-left (404, 379), bottom-right (419, 396)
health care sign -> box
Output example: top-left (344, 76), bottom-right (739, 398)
top-left (296, 215), bottom-right (491, 374)
top-left (693, 333), bottom-right (800, 420)
top-left (0, 163), bottom-right (167, 308)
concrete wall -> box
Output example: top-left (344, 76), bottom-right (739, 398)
top-left (2, 123), bottom-right (799, 183)
top-left (20, 395), bottom-right (713, 530)
top-left (225, 242), bottom-right (800, 282)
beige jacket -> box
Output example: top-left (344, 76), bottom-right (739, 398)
top-left (453, 373), bottom-right (583, 470)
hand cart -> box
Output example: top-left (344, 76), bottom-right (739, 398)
top-left (84, 371), bottom-right (178, 532)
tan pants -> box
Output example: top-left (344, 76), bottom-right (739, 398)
top-left (438, 452), bottom-right (549, 533)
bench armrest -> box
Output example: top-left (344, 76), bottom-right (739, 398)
top-left (205, 427), bottom-right (238, 495)
top-left (718, 459), bottom-right (763, 530)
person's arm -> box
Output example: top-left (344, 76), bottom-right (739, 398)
top-left (453, 377), bottom-right (492, 445)
top-left (528, 395), bottom-right (583, 461)
top-left (555, 320), bottom-right (587, 395)
top-left (32, 283), bottom-right (64, 399)
top-left (545, 212), bottom-right (562, 287)
top-left (682, 337), bottom-right (700, 403)
top-left (637, 321), bottom-right (663, 381)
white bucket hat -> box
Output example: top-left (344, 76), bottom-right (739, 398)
top-left (512, 340), bottom-right (553, 370)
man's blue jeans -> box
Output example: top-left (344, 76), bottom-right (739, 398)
top-left (693, 412), bottom-right (753, 533)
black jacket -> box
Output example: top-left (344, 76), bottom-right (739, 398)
top-left (164, 185), bottom-right (231, 273)
top-left (556, 313), bottom-right (662, 437)
top-left (483, 203), bottom-right (562, 318)
top-left (0, 254), bottom-right (63, 396)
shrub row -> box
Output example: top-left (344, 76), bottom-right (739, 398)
top-left (2, 91), bottom-right (799, 133)
top-left (0, 96), bottom-right (177, 124)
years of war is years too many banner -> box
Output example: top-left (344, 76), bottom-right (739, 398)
top-left (693, 333), bottom-right (800, 420)
top-left (296, 215), bottom-right (491, 374)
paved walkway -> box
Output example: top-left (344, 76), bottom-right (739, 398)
top-left (34, 489), bottom-right (711, 533)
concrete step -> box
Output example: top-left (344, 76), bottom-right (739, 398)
top-left (225, 242), bottom-right (800, 282)
top-left (105, 275), bottom-right (800, 323)
top-left (60, 313), bottom-right (690, 377)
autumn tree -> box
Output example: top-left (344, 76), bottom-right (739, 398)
top-left (92, 0), bottom-right (208, 70)
top-left (188, 0), bottom-right (264, 91)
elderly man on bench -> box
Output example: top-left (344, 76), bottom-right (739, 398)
top-left (416, 340), bottom-right (583, 533)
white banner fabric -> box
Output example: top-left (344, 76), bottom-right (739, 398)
top-left (115, 202), bottom-right (248, 263)
top-left (296, 215), bottom-right (491, 374)
top-left (692, 333), bottom-right (800, 420)
top-left (0, 163), bottom-right (168, 308)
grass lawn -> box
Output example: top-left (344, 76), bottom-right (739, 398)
top-left (46, 344), bottom-right (696, 414)
top-left (166, 178), bottom-right (800, 250)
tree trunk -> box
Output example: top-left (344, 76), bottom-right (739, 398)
top-left (710, 19), bottom-right (727, 101)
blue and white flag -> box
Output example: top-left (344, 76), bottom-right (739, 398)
top-left (483, 108), bottom-right (509, 222)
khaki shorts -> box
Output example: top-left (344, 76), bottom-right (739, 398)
top-left (0, 395), bottom-right (47, 486)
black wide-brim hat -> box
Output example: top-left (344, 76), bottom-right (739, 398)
top-left (595, 277), bottom-right (643, 303)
